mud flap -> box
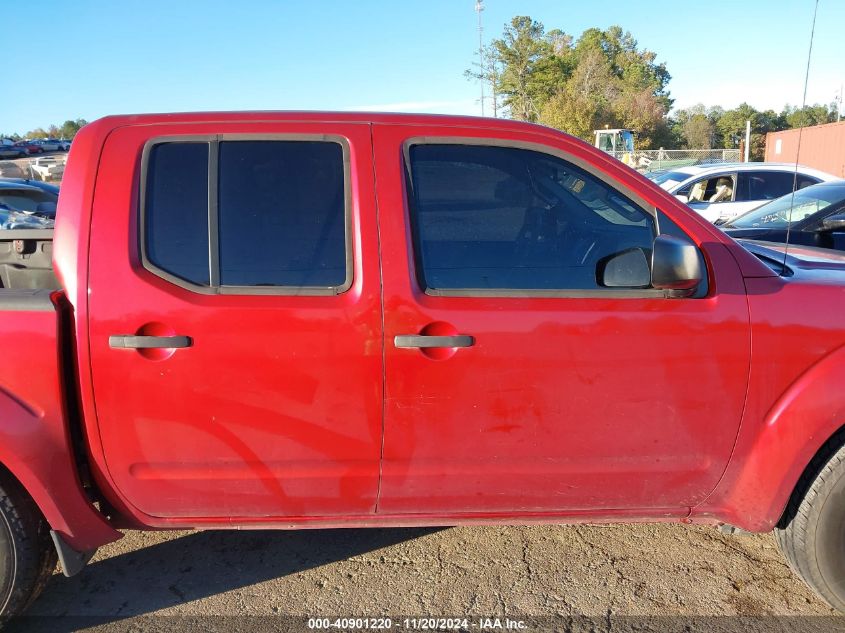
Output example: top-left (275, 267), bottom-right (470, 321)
top-left (50, 530), bottom-right (96, 577)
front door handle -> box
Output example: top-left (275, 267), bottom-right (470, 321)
top-left (394, 334), bottom-right (474, 349)
top-left (109, 335), bottom-right (192, 349)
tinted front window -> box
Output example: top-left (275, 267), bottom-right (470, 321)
top-left (407, 144), bottom-right (654, 291)
top-left (145, 142), bottom-right (210, 285)
top-left (687, 175), bottom-right (735, 203)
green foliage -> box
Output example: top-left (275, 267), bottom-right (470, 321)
top-left (26, 127), bottom-right (49, 139)
top-left (682, 114), bottom-right (715, 149)
top-left (669, 104), bottom-right (723, 149)
top-left (12, 119), bottom-right (89, 141)
top-left (485, 18), bottom-right (672, 147)
top-left (783, 104), bottom-right (837, 128)
top-left (58, 119), bottom-right (88, 140)
top-left (479, 15), bottom-right (843, 157)
top-left (665, 101), bottom-right (837, 159)
top-left (491, 16), bottom-right (554, 121)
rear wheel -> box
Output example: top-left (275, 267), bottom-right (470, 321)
top-left (0, 471), bottom-right (57, 622)
top-left (776, 433), bottom-right (845, 611)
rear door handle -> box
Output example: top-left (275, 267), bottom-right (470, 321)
top-left (394, 335), bottom-right (474, 349)
top-left (109, 335), bottom-right (192, 349)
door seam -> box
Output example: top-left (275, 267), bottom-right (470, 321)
top-left (370, 122), bottom-right (388, 514)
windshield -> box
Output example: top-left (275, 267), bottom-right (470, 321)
top-left (727, 184), bottom-right (845, 229)
top-left (647, 170), bottom-right (691, 189)
top-left (0, 188), bottom-right (57, 229)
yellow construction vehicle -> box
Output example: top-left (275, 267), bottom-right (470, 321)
top-left (594, 128), bottom-right (637, 167)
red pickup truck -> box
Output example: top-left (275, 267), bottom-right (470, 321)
top-left (2, 112), bottom-right (845, 618)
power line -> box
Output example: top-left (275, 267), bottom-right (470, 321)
top-left (783, 0), bottom-right (820, 270)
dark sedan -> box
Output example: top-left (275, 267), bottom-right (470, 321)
top-left (722, 181), bottom-right (845, 251)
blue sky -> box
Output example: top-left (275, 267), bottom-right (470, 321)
top-left (3, 0), bottom-right (842, 134)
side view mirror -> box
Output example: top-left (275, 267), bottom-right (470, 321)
top-left (651, 234), bottom-right (703, 294)
top-left (674, 194), bottom-right (690, 204)
top-left (821, 213), bottom-right (845, 232)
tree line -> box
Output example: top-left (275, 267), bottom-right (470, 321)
top-left (1, 119), bottom-right (89, 141)
top-left (470, 16), bottom-right (840, 160)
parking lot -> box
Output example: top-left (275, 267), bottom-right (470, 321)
top-left (10, 522), bottom-right (838, 632)
top-left (1, 151), bottom-right (67, 182)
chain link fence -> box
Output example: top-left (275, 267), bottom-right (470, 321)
top-left (608, 149), bottom-right (743, 173)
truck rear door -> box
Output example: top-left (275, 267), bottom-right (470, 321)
top-left (87, 122), bottom-right (383, 519)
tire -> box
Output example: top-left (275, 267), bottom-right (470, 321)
top-left (0, 470), bottom-right (57, 622)
top-left (776, 430), bottom-right (845, 611)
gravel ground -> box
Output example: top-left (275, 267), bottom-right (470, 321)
top-left (9, 523), bottom-right (845, 632)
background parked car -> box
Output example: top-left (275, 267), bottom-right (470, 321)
top-left (0, 176), bottom-right (60, 196)
top-left (13, 140), bottom-right (44, 155)
top-left (722, 180), bottom-right (845, 251)
top-left (0, 145), bottom-right (27, 159)
top-left (647, 163), bottom-right (838, 223)
top-left (29, 156), bottom-right (64, 181)
top-left (0, 179), bottom-right (57, 229)
top-left (41, 138), bottom-right (70, 151)
top-left (35, 139), bottom-right (62, 152)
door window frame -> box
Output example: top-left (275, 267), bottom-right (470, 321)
top-left (139, 133), bottom-right (354, 296)
top-left (402, 136), bottom-right (706, 299)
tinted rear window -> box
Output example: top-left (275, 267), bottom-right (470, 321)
top-left (737, 171), bottom-right (819, 202)
top-left (145, 142), bottom-right (210, 285)
top-left (217, 141), bottom-right (346, 287)
top-left (143, 139), bottom-right (348, 292)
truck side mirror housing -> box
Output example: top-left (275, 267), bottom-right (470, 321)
top-left (821, 213), bottom-right (845, 232)
top-left (651, 234), bottom-right (703, 294)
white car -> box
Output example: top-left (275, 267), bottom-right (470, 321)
top-left (29, 157), bottom-right (65, 181)
top-left (647, 163), bottom-right (838, 223)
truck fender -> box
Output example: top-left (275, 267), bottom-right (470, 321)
top-left (696, 344), bottom-right (845, 531)
top-left (0, 387), bottom-right (122, 556)
top-left (0, 293), bottom-right (122, 564)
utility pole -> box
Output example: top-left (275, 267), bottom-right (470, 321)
top-left (744, 120), bottom-right (751, 162)
top-left (491, 59), bottom-right (498, 118)
top-left (475, 0), bottom-right (485, 116)
top-left (837, 83), bottom-right (843, 122)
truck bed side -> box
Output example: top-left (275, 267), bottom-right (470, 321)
top-left (0, 290), bottom-right (121, 552)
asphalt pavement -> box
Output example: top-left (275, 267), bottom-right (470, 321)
top-left (9, 523), bottom-right (843, 632)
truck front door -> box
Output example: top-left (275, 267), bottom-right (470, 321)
top-left (87, 123), bottom-right (383, 519)
top-left (373, 123), bottom-right (751, 516)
